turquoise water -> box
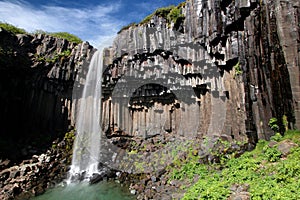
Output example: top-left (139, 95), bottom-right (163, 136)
top-left (31, 181), bottom-right (135, 200)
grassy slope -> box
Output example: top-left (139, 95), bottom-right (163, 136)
top-left (0, 22), bottom-right (82, 44)
top-left (168, 130), bottom-right (300, 199)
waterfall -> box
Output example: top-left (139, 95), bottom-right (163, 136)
top-left (69, 49), bottom-right (103, 180)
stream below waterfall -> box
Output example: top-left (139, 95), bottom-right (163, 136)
top-left (30, 181), bottom-right (134, 200)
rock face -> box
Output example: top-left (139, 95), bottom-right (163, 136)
top-left (0, 133), bottom-right (74, 200)
top-left (101, 0), bottom-right (300, 144)
top-left (0, 28), bottom-right (94, 162)
top-left (0, 0), bottom-right (299, 162)
top-left (0, 1), bottom-right (299, 199)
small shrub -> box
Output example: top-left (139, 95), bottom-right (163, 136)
top-left (263, 145), bottom-right (282, 162)
top-left (58, 49), bottom-right (71, 57)
top-left (155, 5), bottom-right (175, 18)
top-left (269, 117), bottom-right (279, 132)
top-left (234, 61), bottom-right (242, 76)
top-left (167, 6), bottom-right (184, 24)
top-left (271, 132), bottom-right (283, 142)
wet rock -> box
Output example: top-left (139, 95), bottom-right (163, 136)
top-left (89, 173), bottom-right (105, 184)
top-left (12, 183), bottom-right (22, 195)
top-left (32, 185), bottom-right (45, 196)
top-left (15, 191), bottom-right (31, 200)
top-left (130, 189), bottom-right (137, 195)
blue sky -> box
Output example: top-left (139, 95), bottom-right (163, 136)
top-left (0, 0), bottom-right (183, 47)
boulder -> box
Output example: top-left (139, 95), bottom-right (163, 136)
top-left (277, 140), bottom-right (298, 157)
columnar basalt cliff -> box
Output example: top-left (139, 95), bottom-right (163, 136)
top-left (0, 28), bottom-right (94, 162)
top-left (0, 0), bottom-right (299, 199)
top-left (0, 0), bottom-right (299, 162)
top-left (101, 0), bottom-right (299, 146)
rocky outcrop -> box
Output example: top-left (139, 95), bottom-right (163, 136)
top-left (0, 131), bottom-right (74, 200)
top-left (0, 28), bottom-right (94, 162)
top-left (1, 0), bottom-right (298, 163)
top-left (102, 0), bottom-right (299, 145)
top-left (0, 0), bottom-right (298, 199)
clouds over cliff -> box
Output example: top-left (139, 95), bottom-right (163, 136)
top-left (0, 0), bottom-right (123, 47)
top-left (0, 0), bottom-right (184, 47)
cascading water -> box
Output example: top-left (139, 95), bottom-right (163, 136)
top-left (69, 49), bottom-right (103, 180)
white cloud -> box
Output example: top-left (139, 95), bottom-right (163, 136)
top-left (0, 0), bottom-right (124, 47)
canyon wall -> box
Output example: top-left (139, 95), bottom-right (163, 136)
top-left (102, 0), bottom-right (299, 144)
top-left (0, 0), bottom-right (299, 161)
top-left (0, 28), bottom-right (94, 161)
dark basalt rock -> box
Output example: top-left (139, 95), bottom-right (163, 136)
top-left (89, 172), bottom-right (105, 185)
top-left (0, 30), bottom-right (95, 162)
top-left (0, 0), bottom-right (299, 199)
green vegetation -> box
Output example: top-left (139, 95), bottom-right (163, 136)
top-left (32, 29), bottom-right (47, 35)
top-left (0, 22), bottom-right (26, 34)
top-left (154, 5), bottom-right (175, 18)
top-left (117, 22), bottom-right (137, 34)
top-left (140, 13), bottom-right (154, 25)
top-left (35, 49), bottom-right (72, 63)
top-left (63, 130), bottom-right (75, 152)
top-left (140, 4), bottom-right (184, 25)
top-left (269, 117), bottom-right (280, 132)
top-left (140, 5), bottom-right (176, 25)
top-left (118, 2), bottom-right (186, 33)
top-left (168, 130), bottom-right (300, 199)
top-left (234, 61), bottom-right (242, 76)
top-left (0, 22), bottom-right (82, 44)
top-left (48, 32), bottom-right (82, 44)
top-left (167, 6), bottom-right (184, 25)
top-left (268, 115), bottom-right (290, 134)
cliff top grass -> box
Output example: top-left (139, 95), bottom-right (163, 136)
top-left (0, 22), bottom-right (26, 34)
top-left (168, 130), bottom-right (300, 199)
top-left (118, 1), bottom-right (186, 33)
top-left (0, 22), bottom-right (82, 44)
top-left (48, 32), bottom-right (82, 44)
top-left (33, 30), bottom-right (83, 44)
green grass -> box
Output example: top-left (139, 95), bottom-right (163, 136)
top-left (0, 22), bottom-right (26, 34)
top-left (48, 32), bottom-right (82, 44)
top-left (0, 22), bottom-right (82, 44)
top-left (168, 130), bottom-right (300, 199)
top-left (140, 3), bottom-right (184, 25)
top-left (33, 30), bottom-right (82, 44)
top-left (140, 5), bottom-right (175, 25)
top-left (35, 49), bottom-right (72, 64)
top-left (234, 61), bottom-right (242, 76)
top-left (117, 22), bottom-right (137, 34)
top-left (118, 2), bottom-right (186, 33)
top-left (167, 6), bottom-right (184, 25)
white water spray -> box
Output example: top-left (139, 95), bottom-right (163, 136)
top-left (69, 49), bottom-right (103, 179)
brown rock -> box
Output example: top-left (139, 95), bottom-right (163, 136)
top-left (277, 140), bottom-right (298, 157)
top-left (32, 185), bottom-right (45, 196)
